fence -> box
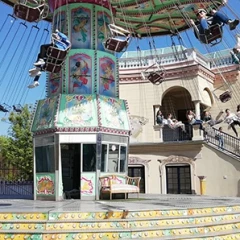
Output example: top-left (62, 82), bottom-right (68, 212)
top-left (205, 127), bottom-right (240, 158)
top-left (0, 181), bottom-right (33, 199)
top-left (162, 124), bottom-right (193, 142)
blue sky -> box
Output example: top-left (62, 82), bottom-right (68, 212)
top-left (0, 1), bottom-right (239, 136)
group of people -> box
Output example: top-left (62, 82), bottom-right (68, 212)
top-left (28, 29), bottom-right (71, 88)
top-left (156, 106), bottom-right (240, 140)
top-left (156, 109), bottom-right (218, 130)
top-left (213, 107), bottom-right (240, 149)
top-left (190, 7), bottom-right (240, 65)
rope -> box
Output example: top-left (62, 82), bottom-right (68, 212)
top-left (21, 24), bottom-right (50, 104)
top-left (0, 16), bottom-right (17, 51)
top-left (0, 14), bottom-right (15, 33)
top-left (0, 22), bottom-right (28, 103)
top-left (0, 21), bottom-right (26, 84)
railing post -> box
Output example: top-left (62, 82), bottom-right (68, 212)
top-left (192, 125), bottom-right (204, 141)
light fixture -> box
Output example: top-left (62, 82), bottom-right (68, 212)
top-left (111, 145), bottom-right (116, 151)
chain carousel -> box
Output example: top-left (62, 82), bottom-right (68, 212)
top-left (1, 0), bottom-right (227, 201)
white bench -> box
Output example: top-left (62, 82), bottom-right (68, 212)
top-left (99, 174), bottom-right (141, 200)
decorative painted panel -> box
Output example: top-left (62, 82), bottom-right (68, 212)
top-left (98, 95), bottom-right (131, 131)
top-left (36, 173), bottom-right (55, 196)
top-left (96, 7), bottom-right (111, 51)
top-left (68, 51), bottom-right (94, 94)
top-left (56, 94), bottom-right (98, 128)
top-left (48, 72), bottom-right (62, 97)
top-left (97, 51), bottom-right (117, 97)
top-left (31, 97), bottom-right (58, 132)
top-left (80, 173), bottom-right (96, 197)
top-left (71, 4), bottom-right (92, 49)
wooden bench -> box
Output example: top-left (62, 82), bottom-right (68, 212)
top-left (99, 174), bottom-right (141, 200)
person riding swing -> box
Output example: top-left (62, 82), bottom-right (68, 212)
top-left (190, 9), bottom-right (239, 44)
top-left (28, 30), bottom-right (71, 88)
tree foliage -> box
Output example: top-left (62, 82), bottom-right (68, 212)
top-left (0, 105), bottom-right (33, 180)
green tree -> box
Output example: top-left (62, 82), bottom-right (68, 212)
top-left (0, 136), bottom-right (10, 180)
top-left (1, 105), bottom-right (33, 180)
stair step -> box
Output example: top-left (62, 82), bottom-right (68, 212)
top-left (0, 220), bottom-right (240, 238)
top-left (46, 205), bottom-right (240, 220)
top-left (1, 213), bottom-right (240, 231)
top-left (135, 229), bottom-right (240, 239)
top-left (2, 210), bottom-right (240, 222)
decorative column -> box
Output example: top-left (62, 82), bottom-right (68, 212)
top-left (198, 176), bottom-right (207, 195)
top-left (192, 100), bottom-right (203, 140)
top-left (194, 100), bottom-right (201, 120)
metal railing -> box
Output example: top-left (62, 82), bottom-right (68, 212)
top-left (162, 124), bottom-right (193, 142)
top-left (204, 127), bottom-right (240, 158)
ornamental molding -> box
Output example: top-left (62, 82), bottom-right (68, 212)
top-left (158, 155), bottom-right (194, 165)
top-left (158, 155), bottom-right (196, 177)
top-left (128, 156), bottom-right (151, 174)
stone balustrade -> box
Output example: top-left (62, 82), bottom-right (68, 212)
top-left (119, 47), bottom-right (233, 70)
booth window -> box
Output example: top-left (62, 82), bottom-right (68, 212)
top-left (120, 146), bottom-right (127, 172)
top-left (101, 144), bottom-right (127, 173)
top-left (83, 144), bottom-right (96, 172)
top-left (35, 145), bottom-right (54, 173)
top-left (101, 144), bottom-right (108, 172)
top-left (108, 144), bottom-right (119, 172)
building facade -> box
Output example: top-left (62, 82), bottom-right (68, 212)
top-left (119, 46), bottom-right (240, 197)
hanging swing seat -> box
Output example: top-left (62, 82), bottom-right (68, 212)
top-left (13, 104), bottom-right (22, 113)
top-left (104, 24), bottom-right (131, 52)
top-left (43, 38), bottom-right (71, 73)
top-left (219, 91), bottom-right (232, 103)
top-left (199, 24), bottom-right (223, 46)
top-left (104, 37), bottom-right (130, 52)
top-left (146, 72), bottom-right (165, 85)
top-left (43, 47), bottom-right (68, 73)
top-left (46, 46), bottom-right (69, 60)
top-left (44, 61), bottom-right (63, 73)
top-left (0, 104), bottom-right (10, 113)
top-left (13, 1), bottom-right (49, 22)
top-left (141, 62), bottom-right (165, 85)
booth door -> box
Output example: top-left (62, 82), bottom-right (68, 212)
top-left (61, 144), bottom-right (81, 199)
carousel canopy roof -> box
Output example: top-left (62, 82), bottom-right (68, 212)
top-left (2, 0), bottom-right (224, 37)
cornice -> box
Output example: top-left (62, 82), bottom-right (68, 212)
top-left (129, 140), bottom-right (203, 154)
top-left (119, 63), bottom-right (216, 83)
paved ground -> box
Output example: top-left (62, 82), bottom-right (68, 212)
top-left (0, 194), bottom-right (240, 213)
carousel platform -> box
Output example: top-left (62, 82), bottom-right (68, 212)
top-left (0, 194), bottom-right (240, 239)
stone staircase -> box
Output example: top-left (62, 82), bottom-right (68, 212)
top-left (204, 126), bottom-right (240, 159)
top-left (1, 204), bottom-right (240, 239)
